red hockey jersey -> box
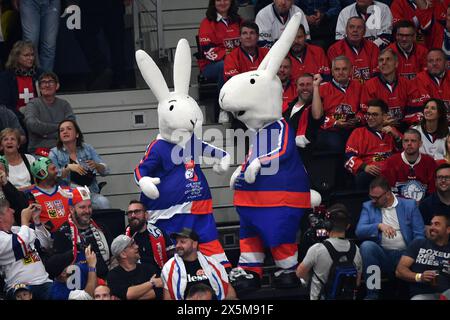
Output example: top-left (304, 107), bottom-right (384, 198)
top-left (416, 0), bottom-right (450, 49)
top-left (345, 126), bottom-right (399, 174)
top-left (223, 46), bottom-right (269, 81)
top-left (360, 75), bottom-right (418, 125)
top-left (282, 80), bottom-right (297, 107)
top-left (381, 152), bottom-right (437, 201)
top-left (288, 44), bottom-right (330, 82)
top-left (319, 79), bottom-right (363, 130)
top-left (197, 17), bottom-right (241, 71)
top-left (29, 186), bottom-right (71, 232)
top-left (391, 0), bottom-right (419, 25)
top-left (387, 43), bottom-right (427, 80)
top-left (327, 38), bottom-right (379, 83)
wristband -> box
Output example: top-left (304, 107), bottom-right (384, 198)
top-left (88, 267), bottom-right (96, 273)
top-left (415, 273), bottom-right (422, 282)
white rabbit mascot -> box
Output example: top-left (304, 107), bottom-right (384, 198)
top-left (134, 39), bottom-right (231, 268)
top-left (219, 13), bottom-right (314, 289)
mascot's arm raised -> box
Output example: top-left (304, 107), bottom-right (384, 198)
top-left (134, 143), bottom-right (162, 200)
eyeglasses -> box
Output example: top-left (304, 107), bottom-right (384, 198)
top-left (125, 209), bottom-right (145, 216)
top-left (369, 190), bottom-right (389, 201)
top-left (396, 33), bottom-right (415, 38)
top-left (39, 80), bottom-right (56, 86)
top-left (436, 175), bottom-right (450, 181)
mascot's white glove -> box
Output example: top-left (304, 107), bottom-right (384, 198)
top-left (244, 158), bottom-right (261, 184)
top-left (139, 177), bottom-right (161, 200)
top-left (213, 154), bottom-right (230, 175)
top-left (230, 165), bottom-right (242, 190)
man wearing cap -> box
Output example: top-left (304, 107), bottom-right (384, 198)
top-left (161, 228), bottom-right (237, 300)
top-left (26, 157), bottom-right (71, 232)
top-left (45, 186), bottom-right (111, 281)
top-left (0, 155), bottom-right (28, 223)
top-left (107, 234), bottom-right (163, 300)
top-left (125, 200), bottom-right (173, 272)
top-left (13, 284), bottom-right (33, 300)
top-left (0, 199), bottom-right (53, 300)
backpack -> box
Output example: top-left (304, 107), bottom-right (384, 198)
top-left (315, 240), bottom-right (358, 300)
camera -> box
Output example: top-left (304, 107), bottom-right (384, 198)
top-left (301, 205), bottom-right (330, 247)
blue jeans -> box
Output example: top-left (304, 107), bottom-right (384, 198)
top-left (360, 241), bottom-right (404, 299)
top-left (20, 0), bottom-right (61, 71)
top-left (202, 60), bottom-right (225, 90)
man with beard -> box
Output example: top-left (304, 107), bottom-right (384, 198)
top-left (356, 176), bottom-right (425, 299)
top-left (27, 157), bottom-right (71, 232)
top-left (396, 213), bottom-right (450, 300)
top-left (282, 73), bottom-right (324, 169)
top-left (420, 164), bottom-right (450, 229)
top-left (125, 200), bottom-right (173, 272)
top-left (381, 128), bottom-right (437, 202)
top-left (162, 228), bottom-right (236, 300)
top-left (45, 187), bottom-right (111, 280)
top-left (107, 234), bottom-right (163, 300)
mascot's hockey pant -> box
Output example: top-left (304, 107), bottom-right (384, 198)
top-left (155, 213), bottom-right (231, 268)
top-left (236, 206), bottom-right (304, 277)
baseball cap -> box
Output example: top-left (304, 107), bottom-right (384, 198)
top-left (13, 283), bottom-right (31, 295)
top-left (170, 228), bottom-right (199, 242)
top-left (70, 186), bottom-right (91, 206)
top-left (30, 157), bottom-right (52, 180)
top-left (111, 234), bottom-right (134, 258)
top-left (0, 155), bottom-right (8, 174)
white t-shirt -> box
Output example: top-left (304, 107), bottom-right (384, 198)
top-left (301, 238), bottom-right (363, 300)
top-left (381, 196), bottom-right (407, 250)
top-left (413, 125), bottom-right (448, 160)
top-left (8, 154), bottom-right (35, 188)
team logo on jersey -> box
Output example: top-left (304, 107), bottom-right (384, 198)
top-left (44, 200), bottom-right (65, 219)
top-left (184, 159), bottom-right (198, 182)
top-left (223, 37), bottom-right (240, 49)
top-left (373, 152), bottom-right (390, 162)
top-left (388, 107), bottom-right (403, 121)
top-left (400, 180), bottom-right (427, 201)
top-left (334, 104), bottom-right (354, 121)
top-left (354, 67), bottom-right (370, 81)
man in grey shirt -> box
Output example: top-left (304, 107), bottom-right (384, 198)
top-left (296, 203), bottom-right (363, 299)
top-left (23, 72), bottom-right (75, 154)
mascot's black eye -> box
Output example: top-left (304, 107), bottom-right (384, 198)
top-left (250, 78), bottom-right (256, 84)
top-left (169, 105), bottom-right (174, 111)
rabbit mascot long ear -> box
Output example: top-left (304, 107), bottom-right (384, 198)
top-left (220, 13), bottom-right (319, 291)
top-left (134, 39), bottom-right (232, 277)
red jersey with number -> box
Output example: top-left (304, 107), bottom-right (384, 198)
top-left (327, 39), bottom-right (379, 83)
top-left (345, 126), bottom-right (398, 174)
top-left (319, 79), bottom-right (363, 130)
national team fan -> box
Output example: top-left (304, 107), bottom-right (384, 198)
top-left (345, 99), bottom-right (402, 189)
top-left (283, 73), bottom-right (324, 170)
top-left (316, 55), bottom-right (363, 153)
top-left (387, 20), bottom-right (427, 80)
top-left (416, 0), bottom-right (450, 53)
top-left (360, 48), bottom-right (419, 128)
top-left (381, 128), bottom-right (437, 202)
top-left (328, 16), bottom-right (379, 83)
top-left (414, 49), bottom-right (450, 122)
top-left (391, 0), bottom-right (422, 26)
top-left (278, 56), bottom-right (297, 108)
top-left (26, 157), bottom-right (71, 233)
top-left (223, 20), bottom-right (269, 82)
top-left (197, 0), bottom-right (241, 89)
top-left (335, 0), bottom-right (393, 49)
top-left (288, 24), bottom-right (331, 82)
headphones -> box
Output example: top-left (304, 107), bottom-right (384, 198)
top-left (324, 206), bottom-right (350, 232)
